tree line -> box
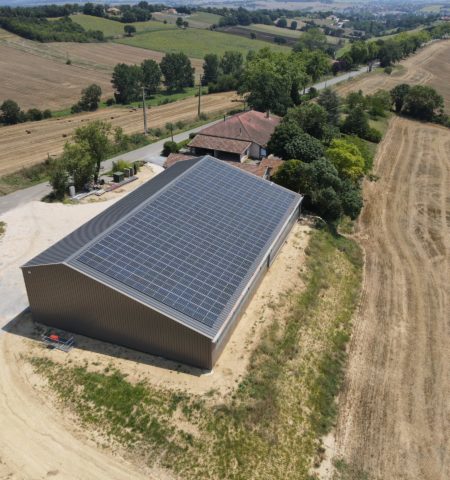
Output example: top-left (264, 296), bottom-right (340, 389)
top-left (0, 15), bottom-right (104, 42)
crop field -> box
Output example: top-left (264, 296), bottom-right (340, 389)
top-left (116, 27), bottom-right (290, 59)
top-left (153, 11), bottom-right (223, 28)
top-left (336, 40), bottom-right (450, 111)
top-left (242, 23), bottom-right (303, 38)
top-left (0, 91), bottom-right (239, 176)
top-left (0, 34), bottom-right (203, 111)
top-left (71, 14), bottom-right (176, 37)
top-left (334, 115), bottom-right (450, 480)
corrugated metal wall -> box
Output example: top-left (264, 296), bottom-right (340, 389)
top-left (22, 264), bottom-right (213, 369)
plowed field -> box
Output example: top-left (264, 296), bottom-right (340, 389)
top-left (0, 91), bottom-right (238, 176)
top-left (336, 40), bottom-right (450, 111)
top-left (334, 117), bottom-right (450, 479)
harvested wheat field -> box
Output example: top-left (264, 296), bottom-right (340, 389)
top-left (332, 116), bottom-right (450, 479)
top-left (0, 91), bottom-right (239, 176)
top-left (0, 32), bottom-right (203, 111)
top-left (336, 40), bottom-right (450, 111)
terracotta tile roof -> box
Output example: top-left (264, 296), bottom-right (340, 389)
top-left (194, 110), bottom-right (281, 147)
top-left (189, 134), bottom-right (252, 155)
top-left (165, 154), bottom-right (283, 180)
top-left (164, 153), bottom-right (197, 169)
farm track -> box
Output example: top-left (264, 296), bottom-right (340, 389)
top-left (336, 40), bottom-right (450, 110)
top-left (0, 91), bottom-right (238, 176)
top-left (334, 116), bottom-right (450, 479)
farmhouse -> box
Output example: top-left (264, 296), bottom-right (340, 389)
top-left (22, 156), bottom-right (302, 370)
top-left (188, 110), bottom-right (281, 162)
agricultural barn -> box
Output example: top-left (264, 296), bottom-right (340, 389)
top-left (22, 156), bottom-right (302, 369)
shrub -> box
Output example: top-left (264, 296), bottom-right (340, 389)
top-left (42, 109), bottom-right (52, 119)
top-left (365, 127), bottom-right (382, 143)
top-left (112, 159), bottom-right (132, 172)
top-left (384, 66), bottom-right (393, 75)
top-left (285, 132), bottom-right (324, 163)
top-left (162, 141), bottom-right (179, 156)
top-left (106, 97), bottom-right (115, 107)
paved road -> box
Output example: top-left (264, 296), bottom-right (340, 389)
top-left (0, 66), bottom-right (375, 216)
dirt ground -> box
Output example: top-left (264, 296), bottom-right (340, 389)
top-left (0, 165), bottom-right (311, 479)
top-left (0, 30), bottom-right (203, 110)
top-left (336, 40), bottom-right (450, 111)
top-left (0, 91), bottom-right (239, 176)
top-left (331, 117), bottom-right (450, 479)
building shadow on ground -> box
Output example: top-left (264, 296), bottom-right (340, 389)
top-left (2, 308), bottom-right (207, 377)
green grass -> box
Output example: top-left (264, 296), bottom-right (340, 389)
top-left (243, 23), bottom-right (302, 38)
top-left (0, 162), bottom-right (51, 196)
top-left (71, 14), bottom-right (176, 38)
top-left (369, 112), bottom-right (392, 136)
top-left (187, 12), bottom-right (223, 27)
top-left (30, 226), bottom-right (363, 479)
top-left (116, 27), bottom-right (291, 59)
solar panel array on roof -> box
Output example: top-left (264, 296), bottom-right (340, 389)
top-left (73, 158), bottom-right (299, 330)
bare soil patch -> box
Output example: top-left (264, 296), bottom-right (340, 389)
top-left (336, 40), bottom-right (450, 111)
top-left (0, 91), bottom-right (239, 176)
top-left (333, 116), bottom-right (450, 479)
top-left (0, 35), bottom-right (203, 110)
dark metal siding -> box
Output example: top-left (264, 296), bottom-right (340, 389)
top-left (22, 264), bottom-right (212, 369)
top-left (211, 211), bottom-right (298, 365)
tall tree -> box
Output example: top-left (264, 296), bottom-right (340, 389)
top-left (390, 83), bottom-right (411, 113)
top-left (220, 50), bottom-right (244, 77)
top-left (0, 100), bottom-right (22, 125)
top-left (285, 103), bottom-right (329, 140)
top-left (73, 121), bottom-right (112, 182)
top-left (141, 59), bottom-right (162, 95)
top-left (294, 28), bottom-right (327, 52)
top-left (112, 63), bottom-right (143, 104)
top-left (79, 84), bottom-right (102, 111)
top-left (318, 88), bottom-right (340, 125)
top-left (326, 139), bottom-right (365, 182)
top-left (124, 25), bottom-right (136, 37)
top-left (160, 52), bottom-right (195, 91)
top-left (403, 85), bottom-right (444, 121)
top-left (202, 53), bottom-right (219, 85)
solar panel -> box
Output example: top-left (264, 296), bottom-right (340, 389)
top-left (75, 158), bottom-right (298, 329)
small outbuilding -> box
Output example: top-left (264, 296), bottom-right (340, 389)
top-left (22, 156), bottom-right (302, 369)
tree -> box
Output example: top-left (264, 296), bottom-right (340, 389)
top-left (124, 25), bottom-right (136, 37)
top-left (202, 53), bottom-right (220, 85)
top-left (176, 17), bottom-right (183, 28)
top-left (294, 28), bottom-right (327, 52)
top-left (112, 63), bottom-right (143, 104)
top-left (402, 85), bottom-right (444, 121)
top-left (390, 83), bottom-right (410, 113)
top-left (276, 17), bottom-right (287, 28)
top-left (341, 105), bottom-right (369, 138)
top-left (346, 90), bottom-right (366, 110)
top-left (26, 108), bottom-right (43, 121)
top-left (220, 51), bottom-right (244, 77)
top-left (285, 103), bottom-right (329, 140)
top-left (79, 84), bottom-right (102, 111)
top-left (62, 142), bottom-right (96, 191)
top-left (183, 21), bottom-right (189, 28)
top-left (141, 59), bottom-right (161, 95)
top-left (302, 50), bottom-right (330, 82)
top-left (290, 20), bottom-right (298, 30)
top-left (350, 41), bottom-right (368, 64)
top-left (267, 120), bottom-right (303, 158)
top-left (318, 88), bottom-right (340, 125)
top-left (0, 100), bottom-right (22, 125)
top-left (326, 139), bottom-right (365, 182)
top-left (49, 158), bottom-right (69, 199)
top-left (73, 121), bottom-right (112, 182)
top-left (285, 132), bottom-right (324, 162)
top-left (367, 90), bottom-right (390, 117)
top-left (160, 52), bottom-right (195, 91)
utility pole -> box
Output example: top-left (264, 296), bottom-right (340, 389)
top-left (142, 87), bottom-right (148, 135)
top-left (197, 76), bottom-right (202, 118)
